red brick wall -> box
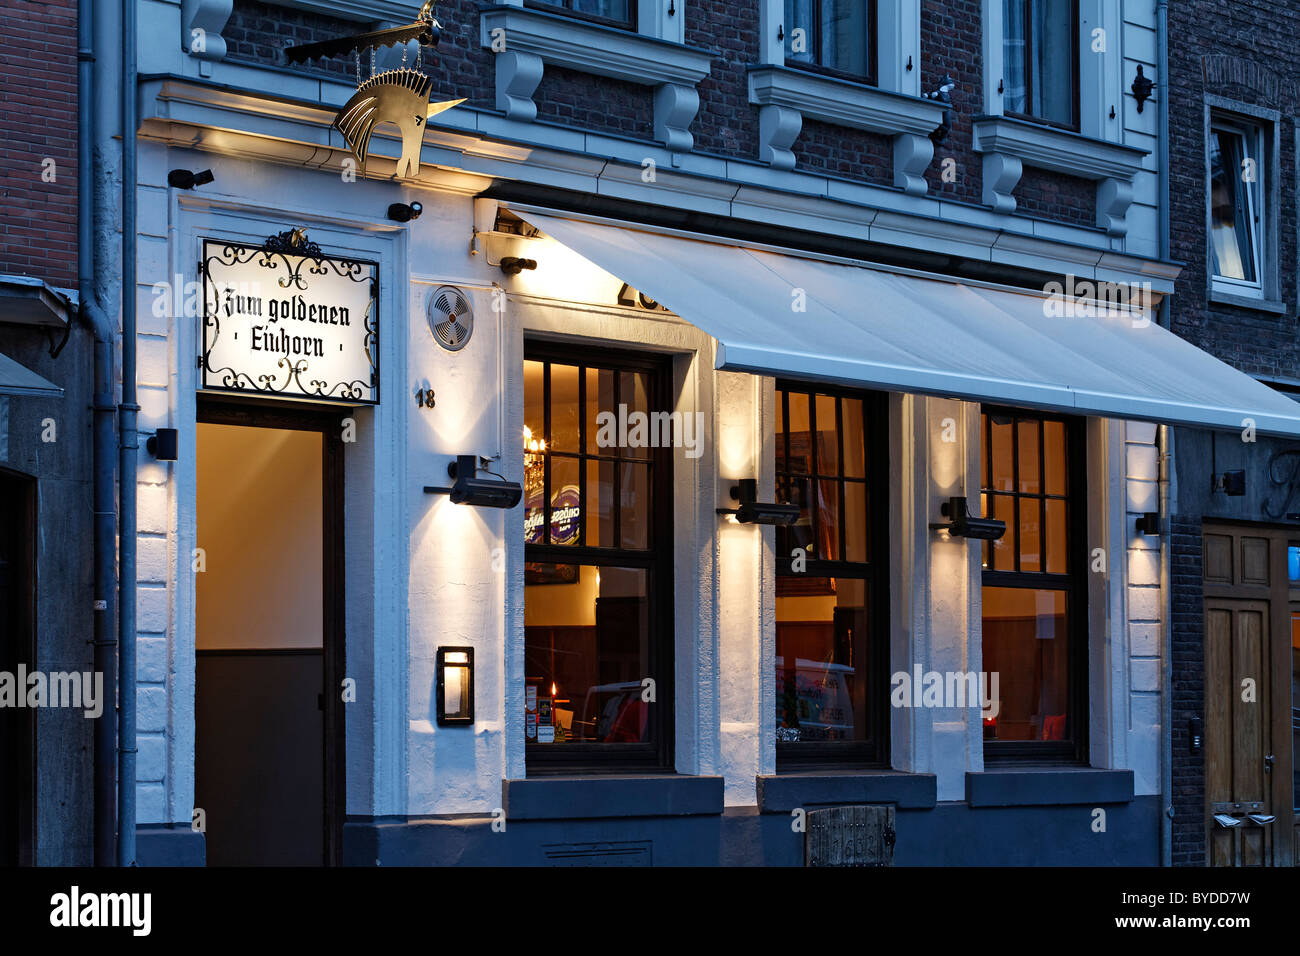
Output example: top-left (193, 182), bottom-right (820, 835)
top-left (0, 0), bottom-right (78, 287)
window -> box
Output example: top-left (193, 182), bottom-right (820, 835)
top-left (1002, 0), bottom-right (1078, 129)
top-left (528, 0), bottom-right (635, 29)
top-left (1209, 120), bottom-right (1264, 293)
top-left (774, 384), bottom-right (887, 766)
top-left (784, 0), bottom-right (878, 83)
top-left (980, 408), bottom-right (1086, 760)
top-left (522, 346), bottom-right (673, 771)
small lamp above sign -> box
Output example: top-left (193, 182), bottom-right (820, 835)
top-left (435, 646), bottom-right (473, 725)
top-left (930, 496), bottom-right (1006, 540)
top-left (425, 454), bottom-right (522, 508)
top-left (167, 168), bottom-right (213, 190)
top-left (499, 257), bottom-right (537, 276)
top-left (387, 201), bottom-right (423, 222)
top-left (1212, 469), bottom-right (1246, 497)
top-left (716, 478), bottom-right (800, 525)
top-left (1135, 512), bottom-right (1160, 536)
top-left (146, 428), bottom-right (179, 461)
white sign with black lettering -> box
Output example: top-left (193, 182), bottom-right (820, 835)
top-left (201, 237), bottom-right (379, 403)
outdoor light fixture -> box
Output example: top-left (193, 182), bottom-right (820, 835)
top-left (930, 496), bottom-right (1006, 540)
top-left (387, 201), bottom-right (423, 223)
top-left (499, 257), bottom-right (537, 276)
top-left (425, 454), bottom-right (522, 508)
top-left (715, 478), bottom-right (800, 525)
top-left (1135, 512), bottom-right (1160, 536)
top-left (167, 168), bottom-right (214, 190)
top-left (146, 428), bottom-right (178, 461)
top-left (435, 646), bottom-right (474, 725)
top-left (1213, 469), bottom-right (1246, 496)
top-left (1131, 65), bottom-right (1154, 114)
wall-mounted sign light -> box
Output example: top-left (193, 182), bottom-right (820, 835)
top-left (387, 201), bottom-right (423, 222)
top-left (716, 478), bottom-right (800, 525)
top-left (1135, 512), bottom-right (1160, 536)
top-left (1212, 469), bottom-right (1246, 496)
top-left (435, 646), bottom-right (473, 725)
top-left (167, 169), bottom-right (213, 190)
top-left (499, 257), bottom-right (537, 276)
top-left (930, 496), bottom-right (1006, 540)
top-left (425, 454), bottom-right (522, 508)
top-left (146, 428), bottom-right (178, 461)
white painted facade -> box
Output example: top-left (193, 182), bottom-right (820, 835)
top-left (121, 0), bottom-right (1171, 834)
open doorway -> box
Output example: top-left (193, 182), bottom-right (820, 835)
top-left (194, 402), bottom-right (344, 865)
top-left (0, 468), bottom-right (35, 865)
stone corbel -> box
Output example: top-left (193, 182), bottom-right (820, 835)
top-left (1096, 177), bottom-right (1133, 237)
top-left (182, 0), bottom-right (233, 62)
top-left (981, 152), bottom-right (1022, 215)
top-left (495, 50), bottom-right (544, 123)
top-left (757, 104), bottom-right (802, 170)
top-left (654, 83), bottom-right (700, 153)
top-left (893, 133), bottom-right (934, 197)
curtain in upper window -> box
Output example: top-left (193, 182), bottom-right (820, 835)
top-left (1003, 0), bottom-right (1077, 128)
top-left (784, 0), bottom-right (876, 81)
top-left (1209, 126), bottom-right (1260, 286)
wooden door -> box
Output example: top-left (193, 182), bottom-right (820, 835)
top-left (1202, 525), bottom-right (1295, 866)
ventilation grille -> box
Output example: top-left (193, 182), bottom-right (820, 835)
top-left (428, 285), bottom-right (474, 352)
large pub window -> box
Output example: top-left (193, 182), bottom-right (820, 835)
top-left (784, 0), bottom-right (879, 84)
top-left (523, 344), bottom-right (673, 772)
top-left (528, 0), bottom-right (637, 29)
top-left (1002, 0), bottom-right (1079, 130)
top-left (980, 407), bottom-right (1087, 761)
top-left (774, 383), bottom-right (888, 767)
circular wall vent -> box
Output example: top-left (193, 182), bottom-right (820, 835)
top-left (428, 285), bottom-right (474, 352)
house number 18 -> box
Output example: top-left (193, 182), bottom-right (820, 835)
top-left (415, 388), bottom-right (436, 409)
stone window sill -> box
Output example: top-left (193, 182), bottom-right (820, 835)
top-left (971, 114), bottom-right (1149, 235)
top-left (746, 64), bottom-right (946, 193)
top-left (1209, 287), bottom-right (1287, 315)
top-left (757, 770), bottom-right (937, 811)
top-left (479, 5), bottom-right (715, 150)
top-left (965, 768), bottom-right (1134, 807)
top-left (502, 774), bottom-right (724, 820)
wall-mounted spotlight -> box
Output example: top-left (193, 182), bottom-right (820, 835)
top-left (1212, 469), bottom-right (1246, 496)
top-left (387, 201), bottom-right (423, 223)
top-left (715, 478), bottom-right (799, 525)
top-left (425, 454), bottom-right (522, 508)
top-left (930, 496), bottom-right (1006, 540)
top-left (1135, 512), bottom-right (1160, 536)
top-left (499, 257), bottom-right (537, 276)
top-left (146, 428), bottom-right (178, 461)
top-left (435, 646), bottom-right (474, 725)
top-left (167, 168), bottom-right (214, 190)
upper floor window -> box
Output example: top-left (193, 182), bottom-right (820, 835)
top-left (774, 384), bottom-right (887, 767)
top-left (1002, 0), bottom-right (1078, 129)
top-left (522, 346), bottom-right (674, 772)
top-left (980, 408), bottom-right (1086, 761)
top-left (784, 0), bottom-right (878, 83)
top-left (529, 0), bottom-right (636, 29)
top-left (1209, 119), bottom-right (1264, 294)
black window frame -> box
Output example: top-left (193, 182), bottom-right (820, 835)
top-left (523, 341), bottom-right (675, 775)
top-left (980, 405), bottom-right (1089, 763)
top-left (1002, 0), bottom-right (1081, 132)
top-left (525, 0), bottom-right (638, 31)
top-left (773, 381), bottom-right (890, 770)
top-left (783, 0), bottom-right (880, 87)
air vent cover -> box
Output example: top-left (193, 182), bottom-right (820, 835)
top-left (428, 285), bottom-right (474, 352)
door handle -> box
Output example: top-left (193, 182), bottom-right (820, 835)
top-left (1264, 753), bottom-right (1274, 774)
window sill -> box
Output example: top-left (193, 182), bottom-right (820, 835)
top-left (1209, 287), bottom-right (1287, 315)
top-left (757, 770), bottom-right (937, 811)
top-left (965, 768), bottom-right (1134, 807)
top-left (502, 774), bottom-right (724, 820)
top-left (746, 64), bottom-right (946, 188)
top-left (479, 4), bottom-right (715, 150)
top-left (971, 114), bottom-right (1149, 235)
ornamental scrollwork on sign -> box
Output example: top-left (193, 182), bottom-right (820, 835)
top-left (1260, 449), bottom-right (1300, 519)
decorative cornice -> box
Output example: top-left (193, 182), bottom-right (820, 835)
top-left (971, 115), bottom-right (1148, 182)
top-left (747, 66), bottom-right (946, 138)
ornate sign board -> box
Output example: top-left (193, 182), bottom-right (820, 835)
top-left (200, 234), bottom-right (379, 404)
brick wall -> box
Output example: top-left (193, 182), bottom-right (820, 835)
top-left (1169, 513), bottom-right (1206, 866)
top-left (0, 0), bottom-right (78, 287)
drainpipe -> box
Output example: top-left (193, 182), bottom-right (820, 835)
top-left (78, 0), bottom-right (119, 867)
top-left (116, 0), bottom-right (140, 868)
top-left (1156, 0), bottom-right (1174, 868)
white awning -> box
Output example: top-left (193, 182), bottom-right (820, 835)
top-left (513, 208), bottom-right (1300, 437)
top-left (0, 350), bottom-right (61, 398)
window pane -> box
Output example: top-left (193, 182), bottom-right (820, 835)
top-left (585, 366), bottom-right (615, 455)
top-left (786, 392), bottom-right (811, 473)
top-left (844, 481), bottom-right (868, 562)
top-left (549, 456), bottom-right (581, 546)
top-left (524, 360), bottom-right (545, 450)
top-left (550, 364), bottom-right (580, 452)
top-left (1031, 0), bottom-right (1074, 125)
top-left (525, 565), bottom-right (650, 744)
top-left (785, 0), bottom-right (816, 63)
top-left (572, 0), bottom-right (631, 21)
top-left (989, 415), bottom-right (1014, 492)
top-left (776, 391), bottom-right (788, 472)
top-left (842, 397), bottom-right (866, 478)
top-left (1002, 0), bottom-right (1028, 114)
top-left (618, 461), bottom-right (650, 550)
top-left (990, 493), bottom-right (1014, 570)
top-left (981, 587), bottom-right (1069, 742)
top-left (815, 394), bottom-right (839, 475)
top-left (1043, 420), bottom-right (1066, 495)
top-left (1018, 418), bottom-right (1040, 494)
top-left (1209, 129), bottom-right (1258, 283)
top-left (585, 459), bottom-right (614, 548)
top-left (777, 475), bottom-right (814, 556)
top-left (1019, 498), bottom-right (1041, 572)
top-left (776, 576), bottom-right (870, 743)
top-left (817, 479), bottom-right (841, 560)
top-left (821, 0), bottom-right (869, 75)
top-left (619, 371), bottom-right (652, 459)
top-left (1045, 498), bottom-right (1067, 574)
